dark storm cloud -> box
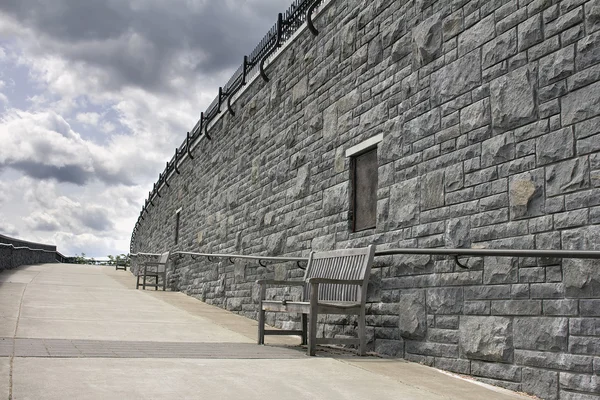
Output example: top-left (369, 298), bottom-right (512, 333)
top-left (0, 0), bottom-right (292, 92)
top-left (79, 208), bottom-right (113, 232)
top-left (10, 161), bottom-right (91, 185)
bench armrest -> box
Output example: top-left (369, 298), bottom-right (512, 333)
top-left (255, 279), bottom-right (305, 286)
top-left (307, 278), bottom-right (365, 285)
top-left (142, 261), bottom-right (166, 266)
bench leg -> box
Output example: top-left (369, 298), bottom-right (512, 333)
top-left (143, 273), bottom-right (147, 290)
top-left (154, 275), bottom-right (158, 291)
top-left (136, 274), bottom-right (140, 289)
top-left (258, 308), bottom-right (265, 345)
top-left (308, 284), bottom-right (319, 356)
top-left (301, 313), bottom-right (308, 345)
top-left (162, 273), bottom-right (166, 291)
top-left (358, 309), bottom-right (367, 356)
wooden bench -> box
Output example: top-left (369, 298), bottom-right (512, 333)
top-left (136, 252), bottom-right (169, 291)
top-left (115, 257), bottom-right (128, 271)
top-left (257, 245), bottom-right (375, 356)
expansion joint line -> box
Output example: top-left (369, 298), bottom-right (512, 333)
top-left (8, 274), bottom-right (34, 400)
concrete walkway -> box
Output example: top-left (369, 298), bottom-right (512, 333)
top-left (0, 263), bottom-right (531, 400)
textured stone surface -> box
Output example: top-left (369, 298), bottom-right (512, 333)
top-left (431, 50), bottom-right (481, 105)
top-left (522, 368), bottom-right (559, 400)
top-left (459, 316), bottom-right (513, 362)
top-left (388, 178), bottom-right (420, 228)
top-left (509, 169), bottom-right (545, 219)
top-left (412, 12), bottom-right (442, 67)
top-left (397, 290), bottom-right (427, 340)
top-left (513, 317), bottom-right (568, 352)
top-left (490, 66), bottom-right (537, 131)
top-left (546, 157), bottom-right (590, 197)
top-left (131, 2), bottom-right (600, 399)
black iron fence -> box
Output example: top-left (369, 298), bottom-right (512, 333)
top-left (131, 0), bottom-right (326, 253)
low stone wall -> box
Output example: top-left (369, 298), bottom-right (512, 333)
top-left (0, 234), bottom-right (59, 272)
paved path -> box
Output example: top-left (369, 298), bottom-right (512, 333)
top-left (0, 263), bottom-right (531, 400)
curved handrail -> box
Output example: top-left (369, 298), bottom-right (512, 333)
top-left (375, 248), bottom-right (600, 259)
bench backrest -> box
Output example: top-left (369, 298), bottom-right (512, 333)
top-left (156, 252), bottom-right (170, 272)
top-left (302, 245), bottom-right (375, 303)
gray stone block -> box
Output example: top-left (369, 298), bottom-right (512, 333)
top-left (459, 316), bottom-right (513, 362)
top-left (482, 27), bottom-right (517, 69)
top-left (388, 178), bottom-right (420, 228)
top-left (522, 368), bottom-right (559, 400)
top-left (514, 317), bottom-right (568, 352)
top-left (412, 12), bottom-right (442, 67)
top-left (421, 170), bottom-right (445, 211)
top-left (431, 50), bottom-right (481, 105)
top-left (491, 300), bottom-right (541, 316)
top-left (397, 289), bottom-right (427, 340)
top-left (560, 372), bottom-right (600, 394)
top-left (546, 157), bottom-right (590, 197)
top-left (543, 300), bottom-right (578, 316)
top-left (483, 257), bottom-right (518, 284)
top-left (427, 287), bottom-right (463, 314)
top-left (471, 361), bottom-right (521, 381)
top-left (539, 45), bottom-right (575, 87)
top-left (562, 80), bottom-right (600, 125)
top-left (536, 128), bottom-right (574, 165)
top-left (490, 65), bottom-right (538, 132)
top-left (514, 349), bottom-right (594, 373)
top-left (518, 14), bottom-right (543, 51)
top-left (458, 13), bottom-right (495, 56)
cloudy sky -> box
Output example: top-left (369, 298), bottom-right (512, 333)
top-left (0, 0), bottom-right (291, 257)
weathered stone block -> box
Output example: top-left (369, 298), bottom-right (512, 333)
top-left (286, 164), bottom-right (310, 201)
top-left (490, 66), bottom-right (537, 131)
top-left (546, 157), bottom-right (590, 197)
top-left (389, 177), bottom-right (420, 228)
top-left (482, 27), bottom-right (517, 69)
top-left (398, 289), bottom-right (427, 340)
top-left (471, 361), bottom-right (522, 381)
top-left (460, 98), bottom-right (491, 134)
top-left (522, 368), bottom-right (559, 400)
top-left (421, 170), bottom-right (444, 211)
top-left (403, 108), bottom-right (441, 142)
top-left (509, 169), bottom-right (545, 219)
top-left (374, 339), bottom-right (404, 357)
top-left (483, 257), bottom-right (518, 284)
top-left (427, 287), bottom-right (463, 314)
top-left (539, 45), bottom-right (575, 87)
top-left (323, 182), bottom-right (348, 216)
top-left (412, 12), bottom-right (442, 67)
top-left (445, 217), bottom-right (471, 248)
top-left (560, 372), bottom-right (600, 394)
top-left (482, 131), bottom-right (515, 167)
top-left (576, 31), bottom-right (600, 70)
top-left (431, 50), bottom-right (481, 105)
top-left (491, 300), bottom-right (542, 315)
top-left (459, 316), bottom-right (513, 362)
top-left (562, 80), bottom-right (600, 125)
top-left (515, 349), bottom-right (594, 373)
top-left (514, 317), bottom-right (568, 352)
top-left (518, 14), bottom-right (543, 51)
top-left (536, 128), bottom-right (574, 165)
top-left (458, 14), bottom-right (495, 56)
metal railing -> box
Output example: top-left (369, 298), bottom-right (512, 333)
top-left (131, 251), bottom-right (309, 269)
top-left (130, 0), bottom-right (329, 253)
top-left (130, 247), bottom-right (600, 272)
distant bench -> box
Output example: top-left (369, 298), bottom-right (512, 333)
top-left (257, 245), bottom-right (375, 356)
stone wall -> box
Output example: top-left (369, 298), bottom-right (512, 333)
top-left (0, 234), bottom-right (59, 271)
top-left (131, 0), bottom-right (600, 398)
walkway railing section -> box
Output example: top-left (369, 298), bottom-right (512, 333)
top-left (131, 0), bottom-right (328, 253)
top-left (130, 247), bottom-right (600, 272)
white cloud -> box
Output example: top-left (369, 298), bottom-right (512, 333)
top-left (76, 112), bottom-right (101, 125)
